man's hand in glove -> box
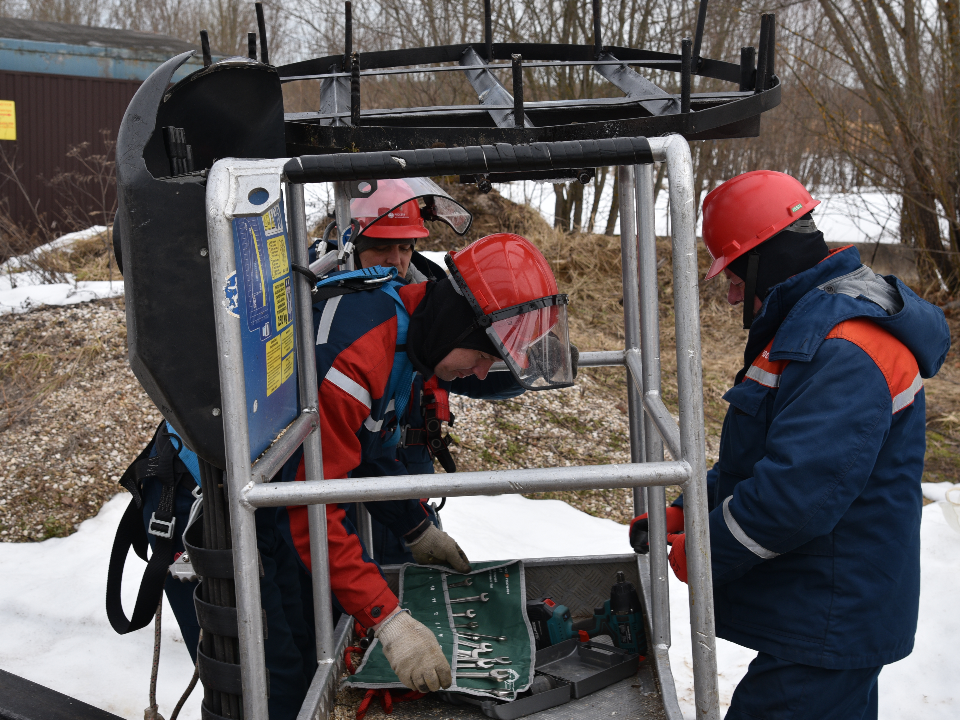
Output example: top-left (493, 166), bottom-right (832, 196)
top-left (667, 533), bottom-right (687, 583)
top-left (375, 608), bottom-right (451, 692)
top-left (405, 522), bottom-right (472, 572)
top-left (629, 506), bottom-right (684, 554)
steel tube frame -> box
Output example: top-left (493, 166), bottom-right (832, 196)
top-left (635, 161), bottom-right (672, 652)
top-left (489, 349), bottom-right (624, 372)
top-left (648, 136), bottom-right (720, 719)
top-left (617, 165), bottom-right (647, 518)
top-left (286, 185), bottom-right (339, 672)
top-left (245, 460), bottom-right (691, 508)
top-left (208, 135), bottom-right (719, 719)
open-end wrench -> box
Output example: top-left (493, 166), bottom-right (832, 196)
top-left (456, 639), bottom-right (492, 651)
top-left (457, 632), bottom-right (507, 642)
top-left (449, 593), bottom-right (489, 604)
top-left (456, 658), bottom-right (510, 669)
top-left (457, 648), bottom-right (492, 660)
top-left (455, 669), bottom-right (514, 681)
top-left (454, 622), bottom-right (479, 630)
top-left (447, 578), bottom-right (473, 588)
top-left (451, 609), bottom-right (476, 618)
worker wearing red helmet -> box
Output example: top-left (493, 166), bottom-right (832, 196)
top-left (325, 179), bottom-right (529, 564)
top-left (279, 232), bottom-right (575, 694)
top-left (630, 171), bottom-right (950, 719)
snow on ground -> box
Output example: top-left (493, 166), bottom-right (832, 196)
top-left (0, 226), bottom-right (123, 315)
top-left (307, 179), bottom-right (905, 245)
top-left (1, 489), bottom-right (957, 719)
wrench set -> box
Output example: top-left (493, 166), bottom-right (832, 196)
top-left (446, 573), bottom-right (518, 690)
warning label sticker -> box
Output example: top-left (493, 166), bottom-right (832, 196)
top-left (273, 277), bottom-right (291, 331)
top-left (282, 352), bottom-right (294, 385)
top-left (267, 235), bottom-right (289, 280)
top-left (262, 204), bottom-right (285, 238)
top-left (266, 333), bottom-right (282, 396)
top-left (280, 325), bottom-right (294, 357)
top-left (236, 223), bottom-right (270, 333)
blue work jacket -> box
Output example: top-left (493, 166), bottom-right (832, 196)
top-left (690, 246), bottom-right (950, 668)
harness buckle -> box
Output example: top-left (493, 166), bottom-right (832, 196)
top-left (397, 424), bottom-right (411, 449)
top-left (148, 513), bottom-right (176, 539)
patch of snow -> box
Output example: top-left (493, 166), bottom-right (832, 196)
top-left (0, 226), bottom-right (110, 272)
top-left (1, 494), bottom-right (956, 719)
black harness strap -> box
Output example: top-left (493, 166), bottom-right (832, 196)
top-left (106, 422), bottom-right (189, 635)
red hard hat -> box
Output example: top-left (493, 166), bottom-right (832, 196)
top-left (445, 233), bottom-right (573, 390)
top-left (702, 170), bottom-right (820, 280)
top-left (355, 197), bottom-right (428, 240)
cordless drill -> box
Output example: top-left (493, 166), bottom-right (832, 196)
top-left (580, 571), bottom-right (647, 654)
top-left (527, 572), bottom-right (647, 655)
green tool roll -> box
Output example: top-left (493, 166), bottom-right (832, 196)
top-left (346, 560), bottom-right (535, 700)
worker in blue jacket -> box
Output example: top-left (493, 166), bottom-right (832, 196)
top-left (629, 171), bottom-right (950, 720)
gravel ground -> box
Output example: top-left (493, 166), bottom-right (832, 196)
top-left (0, 298), bottom-right (677, 542)
top-left (0, 299), bottom-right (160, 542)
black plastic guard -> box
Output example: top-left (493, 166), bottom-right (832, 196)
top-left (116, 53), bottom-right (285, 468)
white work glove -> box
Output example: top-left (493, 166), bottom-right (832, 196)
top-left (406, 524), bottom-right (472, 572)
top-left (374, 608), bottom-right (452, 692)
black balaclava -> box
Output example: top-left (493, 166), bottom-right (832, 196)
top-left (727, 213), bottom-right (828, 331)
top-left (407, 277), bottom-right (500, 377)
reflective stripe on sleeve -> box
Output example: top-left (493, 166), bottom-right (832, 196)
top-left (745, 365), bottom-right (781, 388)
top-left (316, 295), bottom-right (342, 345)
top-left (363, 416), bottom-right (382, 432)
top-left (326, 367), bottom-right (372, 408)
top-left (892, 372), bottom-right (923, 414)
top-left (722, 496), bottom-right (780, 559)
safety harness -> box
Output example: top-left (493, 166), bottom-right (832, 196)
top-left (399, 376), bottom-right (457, 473)
top-left (106, 422), bottom-right (198, 634)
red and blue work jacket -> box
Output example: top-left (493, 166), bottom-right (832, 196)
top-left (278, 274), bottom-right (434, 628)
top-left (680, 246), bottom-right (950, 668)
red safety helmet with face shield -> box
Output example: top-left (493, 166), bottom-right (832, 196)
top-left (349, 177), bottom-right (473, 246)
top-left (444, 233), bottom-right (574, 391)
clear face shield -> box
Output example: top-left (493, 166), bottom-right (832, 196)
top-left (485, 297), bottom-right (574, 390)
top-left (349, 177), bottom-right (472, 238)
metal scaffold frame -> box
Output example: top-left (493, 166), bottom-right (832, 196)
top-left (204, 134), bottom-right (719, 719)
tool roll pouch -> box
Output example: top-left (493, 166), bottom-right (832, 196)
top-left (346, 560), bottom-right (536, 700)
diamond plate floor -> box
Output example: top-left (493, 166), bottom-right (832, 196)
top-left (376, 658), bottom-right (666, 720)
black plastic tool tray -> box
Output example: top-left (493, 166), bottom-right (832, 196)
top-left (536, 639), bottom-right (640, 699)
top-left (442, 638), bottom-right (640, 719)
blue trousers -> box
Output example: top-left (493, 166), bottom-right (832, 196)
top-left (142, 479), bottom-right (317, 720)
top-left (726, 653), bottom-right (880, 720)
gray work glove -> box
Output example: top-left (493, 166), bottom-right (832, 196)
top-left (374, 608), bottom-right (452, 692)
top-left (406, 524), bottom-right (472, 572)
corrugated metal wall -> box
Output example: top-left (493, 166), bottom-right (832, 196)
top-left (0, 69), bottom-right (140, 241)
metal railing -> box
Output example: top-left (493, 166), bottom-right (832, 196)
top-left (203, 135), bottom-right (719, 719)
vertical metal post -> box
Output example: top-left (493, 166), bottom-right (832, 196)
top-left (618, 165), bottom-right (645, 517)
top-left (255, 2), bottom-right (269, 64)
top-left (247, 32), bottom-right (257, 61)
top-left (200, 30), bottom-right (212, 67)
top-left (691, 0), bottom-right (710, 66)
top-left (334, 183), bottom-right (354, 272)
top-left (636, 162), bottom-right (670, 649)
top-left (286, 184), bottom-right (338, 665)
top-left (680, 38), bottom-right (692, 113)
top-left (483, 0), bottom-right (493, 61)
top-left (350, 52), bottom-right (361, 126)
top-left (755, 15), bottom-right (771, 93)
top-left (662, 137), bottom-right (719, 719)
top-left (205, 163), bottom-right (270, 720)
top-left (344, 1), bottom-right (353, 60)
top-left (592, 0), bottom-right (603, 58)
top-left (739, 46), bottom-right (755, 92)
top-left (511, 54), bottom-right (524, 128)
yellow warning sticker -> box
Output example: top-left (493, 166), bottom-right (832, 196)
top-left (266, 334), bottom-right (282, 396)
top-left (273, 277), bottom-right (291, 331)
top-left (0, 101), bottom-right (15, 141)
top-left (280, 325), bottom-right (294, 357)
top-left (281, 352), bottom-right (294, 384)
top-left (262, 204), bottom-right (284, 237)
top-left (267, 235), bottom-right (289, 279)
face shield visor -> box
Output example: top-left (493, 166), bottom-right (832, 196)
top-left (484, 296), bottom-right (574, 390)
top-left (349, 177), bottom-right (472, 239)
